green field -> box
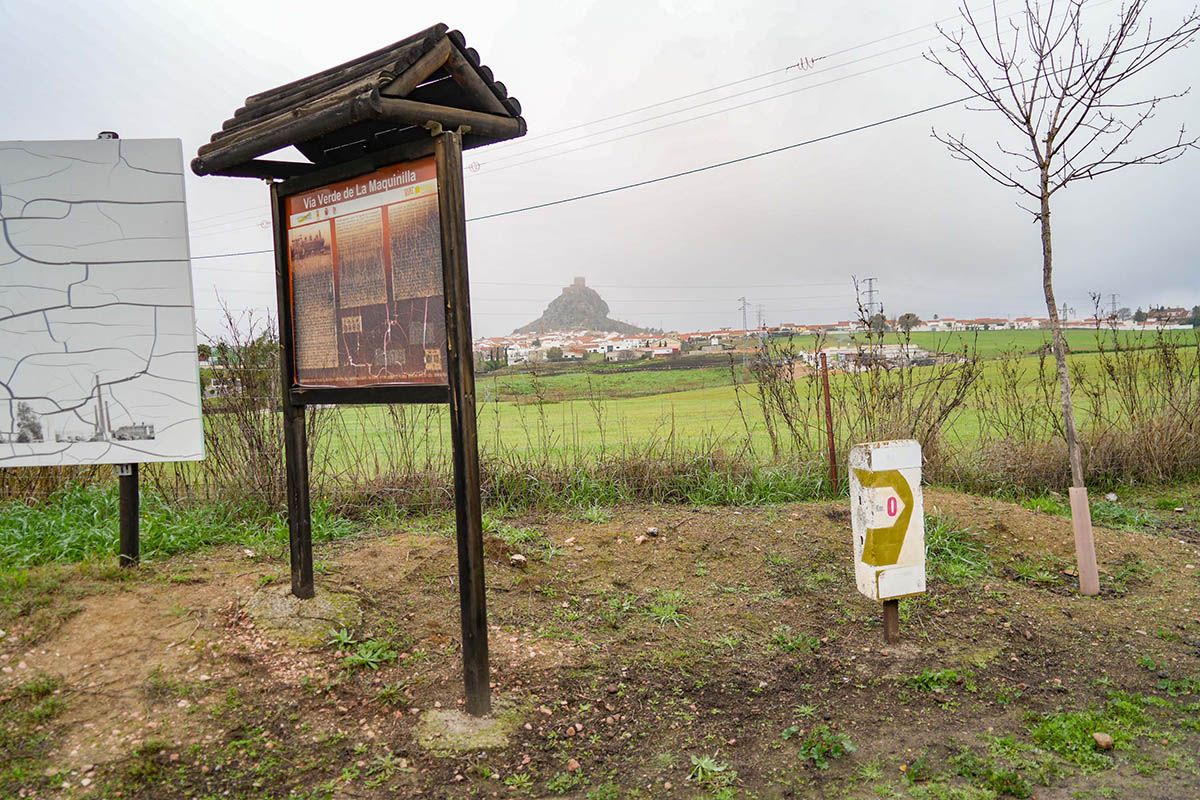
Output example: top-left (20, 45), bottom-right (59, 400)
top-left (319, 339), bottom-right (1192, 467)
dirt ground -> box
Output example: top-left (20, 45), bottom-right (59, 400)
top-left (2, 488), bottom-right (1198, 799)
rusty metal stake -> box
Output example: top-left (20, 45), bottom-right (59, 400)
top-left (820, 351), bottom-right (838, 495)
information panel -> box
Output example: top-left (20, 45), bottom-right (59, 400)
top-left (284, 157), bottom-right (447, 388)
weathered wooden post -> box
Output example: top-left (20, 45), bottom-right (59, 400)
top-left (192, 24), bottom-right (525, 715)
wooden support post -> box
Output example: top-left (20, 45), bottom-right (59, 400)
top-left (283, 403), bottom-right (314, 598)
top-left (1068, 487), bottom-right (1100, 596)
top-left (883, 599), bottom-right (900, 644)
top-left (435, 128), bottom-right (491, 716)
top-left (117, 464), bottom-right (139, 567)
top-left (270, 182), bottom-right (315, 600)
top-left (820, 351), bottom-right (838, 495)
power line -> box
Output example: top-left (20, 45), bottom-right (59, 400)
top-left (190, 12), bottom-right (1165, 260)
top-left (467, 95), bottom-right (967, 223)
top-left (478, 0), bottom-right (1019, 157)
top-left (187, 95), bottom-right (960, 262)
top-left (473, 55), bottom-right (926, 178)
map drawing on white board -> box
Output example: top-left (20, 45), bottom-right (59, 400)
top-left (0, 138), bottom-right (204, 466)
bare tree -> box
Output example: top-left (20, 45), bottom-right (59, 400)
top-left (929, 0), bottom-right (1199, 595)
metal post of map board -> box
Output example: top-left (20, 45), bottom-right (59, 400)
top-left (270, 182), bottom-right (315, 600)
top-left (117, 463), bottom-right (139, 567)
top-left (435, 127), bottom-right (491, 716)
top-left (883, 598), bottom-right (900, 644)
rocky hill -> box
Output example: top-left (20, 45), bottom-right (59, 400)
top-left (514, 277), bottom-right (648, 335)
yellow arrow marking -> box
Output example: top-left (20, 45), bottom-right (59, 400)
top-left (854, 468), bottom-right (913, 566)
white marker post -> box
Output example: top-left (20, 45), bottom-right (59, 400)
top-left (849, 440), bottom-right (925, 643)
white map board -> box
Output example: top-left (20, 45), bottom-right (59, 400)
top-left (0, 138), bottom-right (204, 466)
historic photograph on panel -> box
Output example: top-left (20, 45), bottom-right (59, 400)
top-left (0, 138), bottom-right (204, 467)
top-left (284, 156), bottom-right (448, 387)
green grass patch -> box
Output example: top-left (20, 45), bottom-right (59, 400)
top-left (0, 482), bottom-right (361, 569)
top-left (926, 514), bottom-right (991, 586)
top-left (0, 673), bottom-right (66, 795)
top-left (1027, 693), bottom-right (1156, 772)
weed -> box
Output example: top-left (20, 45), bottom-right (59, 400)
top-left (142, 666), bottom-right (196, 702)
top-left (579, 504), bottom-right (612, 524)
top-left (342, 639), bottom-right (398, 670)
top-left (505, 772), bottom-right (533, 791)
top-left (950, 748), bottom-right (1032, 798)
top-left (1156, 676), bottom-right (1199, 697)
top-left (1028, 693), bottom-right (1153, 771)
top-left (374, 682), bottom-right (408, 707)
top-left (903, 753), bottom-right (935, 784)
top-left (646, 589), bottom-right (688, 627)
top-left (795, 725), bottom-right (857, 769)
top-left (765, 552), bottom-right (794, 569)
top-left (907, 668), bottom-right (964, 694)
top-left (1010, 556), bottom-right (1065, 586)
top-left (600, 592), bottom-right (637, 628)
top-left (769, 625), bottom-right (820, 654)
top-left (689, 754), bottom-right (734, 787)
top-left (1105, 556), bottom-right (1153, 594)
top-left (327, 628), bottom-right (356, 650)
top-left (586, 782), bottom-right (621, 800)
top-left (546, 770), bottom-right (585, 793)
top-left (925, 514), bottom-right (991, 585)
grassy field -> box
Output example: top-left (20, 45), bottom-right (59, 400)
top-left (319, 345), bottom-right (1175, 466)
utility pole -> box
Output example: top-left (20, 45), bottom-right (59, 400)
top-left (862, 277), bottom-right (880, 319)
top-left (1109, 293), bottom-right (1119, 319)
top-left (756, 304), bottom-right (765, 333)
top-left (738, 296), bottom-right (749, 333)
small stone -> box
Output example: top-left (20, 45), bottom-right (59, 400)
top-left (523, 722), bottom-right (532, 730)
top-left (1174, 507), bottom-right (1185, 513)
top-left (646, 527), bottom-right (659, 536)
top-left (1093, 732), bottom-right (1114, 750)
top-left (664, 781), bottom-right (673, 789)
top-left (605, 683), bottom-right (619, 694)
top-left (565, 725), bottom-right (576, 737)
top-left (635, 535), bottom-right (647, 544)
top-left (80, 778), bottom-right (92, 787)
top-left (566, 758), bottom-right (581, 772)
top-left (509, 553), bottom-right (528, 567)
top-left (564, 537), bottom-right (577, 546)
top-left (1104, 492), bottom-right (1118, 502)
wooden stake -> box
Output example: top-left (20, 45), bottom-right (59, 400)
top-left (1068, 486), bottom-right (1100, 596)
top-left (883, 599), bottom-right (900, 643)
top-left (436, 129), bottom-right (491, 716)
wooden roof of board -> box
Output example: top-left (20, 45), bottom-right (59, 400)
top-left (192, 24), bottom-right (526, 179)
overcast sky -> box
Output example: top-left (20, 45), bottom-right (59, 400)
top-left (2, 0), bottom-right (1197, 338)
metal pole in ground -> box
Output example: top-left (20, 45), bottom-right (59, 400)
top-left (883, 599), bottom-right (900, 643)
top-left (820, 351), bottom-right (838, 495)
top-left (117, 463), bottom-right (139, 567)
